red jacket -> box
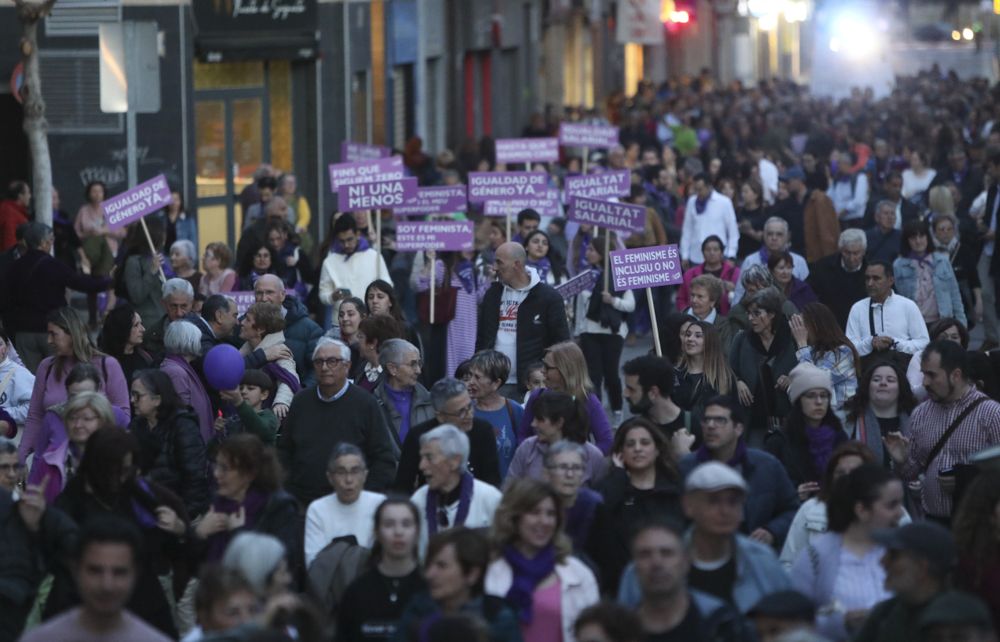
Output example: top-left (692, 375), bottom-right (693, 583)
top-left (0, 200), bottom-right (28, 251)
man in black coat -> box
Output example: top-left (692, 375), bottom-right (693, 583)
top-left (807, 228), bottom-right (868, 329)
top-left (476, 242), bottom-right (570, 397)
top-left (862, 171), bottom-right (920, 231)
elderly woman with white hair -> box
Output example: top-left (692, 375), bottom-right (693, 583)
top-left (169, 238), bottom-right (203, 296)
top-left (373, 338), bottom-right (434, 457)
top-left (223, 531), bottom-right (294, 599)
top-left (722, 263), bottom-right (798, 350)
top-left (160, 320), bottom-right (214, 444)
top-left (410, 424), bottom-right (503, 553)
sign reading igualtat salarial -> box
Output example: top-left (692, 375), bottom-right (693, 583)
top-left (564, 170), bottom-right (631, 200)
top-left (328, 156), bottom-right (404, 191)
top-left (467, 172), bottom-right (548, 203)
top-left (395, 221), bottom-right (475, 252)
top-left (338, 178), bottom-right (418, 210)
top-left (103, 174), bottom-right (172, 229)
top-left (609, 245), bottom-right (683, 291)
top-left (568, 196), bottom-right (646, 233)
top-left (394, 185), bottom-right (468, 216)
top-left (558, 123), bottom-right (620, 148)
top-left (495, 138), bottom-right (559, 164)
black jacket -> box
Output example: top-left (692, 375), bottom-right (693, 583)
top-left (807, 252), bottom-right (868, 329)
top-left (131, 410), bottom-right (211, 518)
top-left (764, 423), bottom-right (849, 488)
top-left (393, 417), bottom-right (502, 493)
top-left (5, 249), bottom-right (110, 333)
top-left (862, 196), bottom-right (920, 230)
top-left (476, 279), bottom-right (570, 389)
top-left (589, 466), bottom-right (683, 595)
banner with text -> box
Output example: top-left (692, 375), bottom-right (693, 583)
top-left (396, 221), bottom-right (475, 252)
top-left (483, 188), bottom-right (561, 218)
top-left (394, 185), bottom-right (468, 216)
top-left (554, 269), bottom-right (599, 300)
top-left (495, 138), bottom-right (560, 164)
top-left (341, 141), bottom-right (391, 163)
top-left (558, 123), bottom-right (620, 148)
top-left (338, 178), bottom-right (418, 211)
top-left (564, 170), bottom-right (631, 200)
top-left (569, 196), bottom-right (646, 233)
top-left (228, 291), bottom-right (259, 316)
top-left (104, 174), bottom-right (172, 230)
top-left (609, 245), bottom-right (683, 291)
top-left (467, 172), bottom-right (548, 203)
top-left (328, 156), bottom-right (404, 192)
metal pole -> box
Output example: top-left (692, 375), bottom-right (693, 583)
top-left (125, 21), bottom-right (138, 188)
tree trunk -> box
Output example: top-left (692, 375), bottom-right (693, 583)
top-left (15, 0), bottom-right (57, 227)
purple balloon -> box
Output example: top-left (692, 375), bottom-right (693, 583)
top-left (203, 344), bottom-right (245, 390)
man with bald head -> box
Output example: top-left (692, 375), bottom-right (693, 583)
top-left (476, 241), bottom-right (569, 397)
top-left (254, 273), bottom-right (323, 386)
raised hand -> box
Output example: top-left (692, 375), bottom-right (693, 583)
top-left (155, 506), bottom-right (186, 535)
top-left (194, 506), bottom-right (228, 539)
top-left (882, 431), bottom-right (910, 465)
top-left (789, 314), bottom-right (809, 348)
top-left (17, 477), bottom-right (48, 533)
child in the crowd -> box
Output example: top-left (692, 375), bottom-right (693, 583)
top-left (522, 361), bottom-right (546, 405)
top-left (213, 369), bottom-right (279, 449)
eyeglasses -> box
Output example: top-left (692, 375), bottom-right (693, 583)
top-left (441, 403), bottom-right (473, 419)
top-left (0, 463), bottom-right (24, 474)
top-left (802, 391), bottom-right (831, 401)
top-left (331, 467), bottom-right (367, 478)
top-left (547, 463), bottom-right (585, 475)
top-left (313, 357), bottom-right (347, 369)
top-left (130, 391), bottom-right (149, 401)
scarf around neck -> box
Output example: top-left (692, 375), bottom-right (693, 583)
top-left (503, 544), bottom-right (557, 623)
top-left (805, 424), bottom-right (838, 479)
top-left (426, 471), bottom-right (474, 536)
top-left (694, 191), bottom-right (711, 214)
top-left (332, 236), bottom-right (371, 257)
top-left (528, 257), bottom-right (552, 282)
top-left (206, 487), bottom-right (270, 561)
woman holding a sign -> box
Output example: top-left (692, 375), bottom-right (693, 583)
top-left (573, 232), bottom-right (634, 424)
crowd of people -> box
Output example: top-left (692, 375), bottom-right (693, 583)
top-left (1, 67), bottom-right (1000, 642)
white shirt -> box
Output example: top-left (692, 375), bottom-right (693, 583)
top-left (759, 158), bottom-right (780, 205)
top-left (846, 292), bottom-right (930, 356)
top-left (680, 190), bottom-right (739, 263)
top-left (412, 478), bottom-right (502, 556)
top-left (495, 267), bottom-right (541, 384)
top-left (901, 168), bottom-right (937, 201)
top-left (304, 490), bottom-right (386, 567)
top-left (318, 247), bottom-right (392, 321)
top-left (827, 173), bottom-right (869, 221)
top-left (733, 250), bottom-right (810, 302)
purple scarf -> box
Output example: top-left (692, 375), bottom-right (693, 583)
top-left (695, 438), bottom-right (748, 467)
top-left (805, 425), bottom-right (838, 479)
top-left (331, 236), bottom-right (371, 258)
top-left (205, 488), bottom-right (270, 561)
top-left (425, 471), bottom-right (474, 536)
top-left (576, 233), bottom-right (592, 274)
top-left (503, 544), bottom-right (557, 623)
top-left (694, 192), bottom-right (711, 214)
top-left (455, 259), bottom-right (477, 294)
top-left (528, 257), bottom-right (552, 282)
top-left (261, 362), bottom-right (301, 408)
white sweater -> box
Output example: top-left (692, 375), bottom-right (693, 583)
top-left (412, 478), bottom-right (502, 555)
top-left (0, 357), bottom-right (34, 426)
top-left (304, 490), bottom-right (386, 568)
top-left (318, 248), bottom-right (392, 315)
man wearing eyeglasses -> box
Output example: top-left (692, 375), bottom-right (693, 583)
top-left (277, 338), bottom-right (397, 506)
top-left (372, 339), bottom-right (435, 459)
top-left (392, 377), bottom-right (501, 492)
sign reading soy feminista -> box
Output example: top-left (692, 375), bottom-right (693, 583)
top-left (483, 188), bottom-right (561, 218)
top-left (328, 156), bottom-right (403, 192)
top-left (558, 123), bottom-right (620, 148)
top-left (554, 269), bottom-right (599, 300)
top-left (609, 245), bottom-right (683, 291)
top-left (564, 170), bottom-right (631, 200)
top-left (341, 141), bottom-right (391, 163)
top-left (569, 196), bottom-right (645, 233)
top-left (467, 172), bottom-right (548, 203)
top-left (394, 185), bottom-right (468, 216)
top-left (103, 174), bottom-right (171, 230)
top-left (396, 221), bottom-right (474, 252)
top-left (495, 138), bottom-right (559, 164)
top-left (338, 178), bottom-right (418, 210)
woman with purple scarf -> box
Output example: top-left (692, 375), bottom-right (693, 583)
top-left (159, 320), bottom-right (215, 444)
top-left (238, 302), bottom-right (301, 422)
top-left (522, 230), bottom-right (565, 286)
top-left (485, 479), bottom-right (599, 642)
top-left (764, 362), bottom-right (849, 500)
top-left (192, 434), bottom-right (301, 583)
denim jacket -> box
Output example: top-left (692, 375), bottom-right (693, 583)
top-left (892, 254), bottom-right (966, 326)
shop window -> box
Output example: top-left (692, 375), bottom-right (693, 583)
top-left (268, 61), bottom-right (293, 174)
top-left (193, 61), bottom-right (265, 91)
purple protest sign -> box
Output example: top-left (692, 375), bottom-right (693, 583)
top-left (564, 169), bottom-right (631, 200)
top-left (554, 270), bottom-right (599, 300)
top-left (558, 123), bottom-right (620, 148)
top-left (328, 156), bottom-right (404, 192)
top-left (569, 196), bottom-right (646, 233)
top-left (341, 141), bottom-right (391, 163)
top-left (495, 138), bottom-right (559, 164)
top-left (609, 245), bottom-right (683, 291)
top-left (103, 174), bottom-right (171, 230)
top-left (396, 221), bottom-right (474, 252)
top-left (467, 172), bottom-right (548, 203)
top-left (394, 185), bottom-right (468, 216)
top-left (338, 178), bottom-right (418, 211)
top-left (483, 188), bottom-right (561, 218)
top-left (228, 291), bottom-right (258, 316)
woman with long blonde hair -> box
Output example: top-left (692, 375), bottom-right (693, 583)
top-left (485, 478), bottom-right (598, 641)
top-left (674, 320), bottom-right (736, 432)
top-left (516, 341), bottom-right (613, 454)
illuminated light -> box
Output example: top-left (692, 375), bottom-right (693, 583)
top-left (828, 12), bottom-right (877, 59)
top-left (670, 10), bottom-right (690, 23)
top-left (962, 27), bottom-right (974, 40)
top-left (952, 30), bottom-right (961, 41)
top-left (783, 0), bottom-right (808, 23)
top-left (758, 13), bottom-right (778, 31)
top-left (829, 37), bottom-right (840, 53)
